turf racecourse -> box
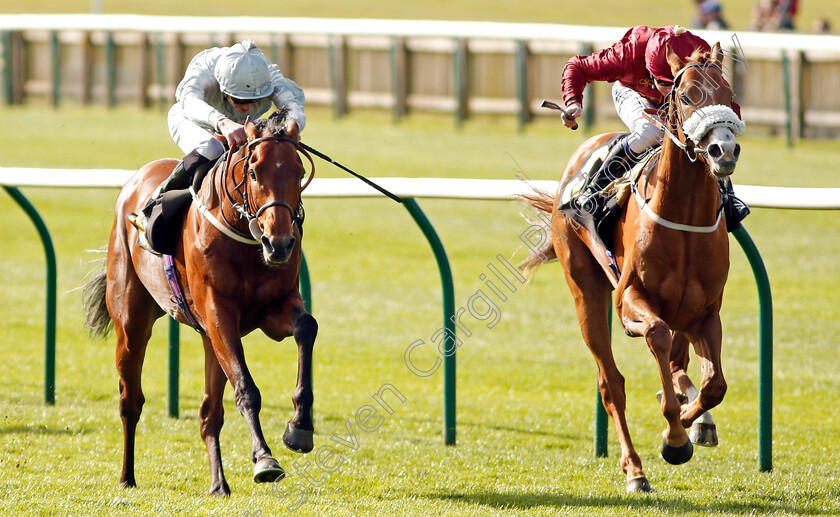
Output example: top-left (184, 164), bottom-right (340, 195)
top-left (0, 104), bottom-right (839, 516)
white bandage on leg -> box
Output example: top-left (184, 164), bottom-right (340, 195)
top-left (685, 385), bottom-right (715, 425)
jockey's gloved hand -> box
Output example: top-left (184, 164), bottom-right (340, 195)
top-left (284, 119), bottom-right (301, 142)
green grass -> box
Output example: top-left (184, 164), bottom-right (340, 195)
top-left (3, 0), bottom-right (840, 34)
top-left (1, 104), bottom-right (839, 516)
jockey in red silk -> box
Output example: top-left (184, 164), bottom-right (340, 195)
top-left (560, 25), bottom-right (748, 230)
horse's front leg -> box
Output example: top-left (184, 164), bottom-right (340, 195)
top-left (199, 334), bottom-right (231, 496)
top-left (619, 287), bottom-right (693, 465)
top-left (205, 299), bottom-right (284, 483)
top-left (261, 293), bottom-right (318, 453)
top-left (670, 331), bottom-right (718, 447)
top-left (682, 310), bottom-right (727, 429)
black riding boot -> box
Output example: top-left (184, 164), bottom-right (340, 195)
top-left (720, 177), bottom-right (750, 232)
top-left (572, 136), bottom-right (642, 218)
top-left (127, 149), bottom-right (214, 253)
top-left (139, 149), bottom-right (212, 220)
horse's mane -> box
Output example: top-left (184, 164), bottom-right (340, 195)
top-left (254, 107), bottom-right (291, 136)
top-left (687, 47), bottom-right (712, 66)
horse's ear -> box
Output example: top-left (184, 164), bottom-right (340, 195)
top-left (244, 116), bottom-right (258, 142)
top-left (666, 43), bottom-right (685, 77)
top-left (710, 42), bottom-right (722, 65)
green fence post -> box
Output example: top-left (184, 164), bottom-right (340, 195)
top-left (515, 40), bottom-right (530, 132)
top-left (390, 36), bottom-right (407, 125)
top-left (168, 317), bottom-right (179, 418)
top-left (2, 31), bottom-right (13, 105)
top-left (580, 43), bottom-right (595, 131)
top-left (328, 35), bottom-right (346, 119)
top-left (453, 38), bottom-right (468, 128)
top-left (781, 51), bottom-right (793, 148)
top-left (732, 226), bottom-right (773, 472)
top-left (105, 31), bottom-right (116, 108)
top-left (3, 187), bottom-right (56, 405)
top-left (403, 198), bottom-right (456, 445)
top-left (50, 31), bottom-right (60, 107)
top-left (155, 35), bottom-right (166, 111)
top-left (594, 298), bottom-right (610, 457)
top-left (300, 250), bottom-right (311, 313)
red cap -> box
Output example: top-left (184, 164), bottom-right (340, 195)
top-left (644, 26), bottom-right (710, 82)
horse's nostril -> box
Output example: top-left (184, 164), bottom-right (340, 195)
top-left (708, 144), bottom-right (722, 159)
top-left (733, 143), bottom-right (741, 159)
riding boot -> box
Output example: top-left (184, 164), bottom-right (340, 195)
top-left (719, 177), bottom-right (750, 232)
top-left (129, 149), bottom-right (212, 233)
top-left (573, 136), bottom-right (642, 219)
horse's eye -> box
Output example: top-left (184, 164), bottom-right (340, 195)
top-left (681, 94), bottom-right (691, 105)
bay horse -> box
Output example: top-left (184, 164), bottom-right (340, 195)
top-left (520, 43), bottom-right (743, 492)
top-left (84, 110), bottom-right (317, 495)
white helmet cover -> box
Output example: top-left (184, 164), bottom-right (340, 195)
top-left (214, 40), bottom-right (274, 100)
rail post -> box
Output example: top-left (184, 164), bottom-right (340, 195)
top-left (403, 198), bottom-right (456, 445)
top-left (732, 225), bottom-right (773, 471)
top-left (2, 187), bottom-right (56, 405)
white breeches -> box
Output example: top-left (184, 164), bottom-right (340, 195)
top-left (167, 105), bottom-right (225, 160)
top-left (612, 82), bottom-right (664, 155)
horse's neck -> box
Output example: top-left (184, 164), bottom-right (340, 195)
top-left (648, 139), bottom-right (719, 227)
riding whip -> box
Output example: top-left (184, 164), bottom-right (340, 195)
top-left (298, 142), bottom-right (404, 203)
top-left (540, 100), bottom-right (579, 130)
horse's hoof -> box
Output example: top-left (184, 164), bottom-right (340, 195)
top-left (283, 423), bottom-right (314, 453)
top-left (661, 437), bottom-right (694, 465)
top-left (253, 457), bottom-right (285, 483)
top-left (690, 422), bottom-right (718, 447)
top-left (208, 482), bottom-right (231, 497)
top-left (626, 476), bottom-right (653, 493)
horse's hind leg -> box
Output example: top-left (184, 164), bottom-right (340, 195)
top-left (108, 262), bottom-right (159, 487)
top-left (556, 239), bottom-right (650, 492)
top-left (199, 335), bottom-right (231, 496)
top-left (670, 332), bottom-right (718, 447)
top-left (681, 311), bottom-right (727, 437)
top-left (619, 288), bottom-right (693, 466)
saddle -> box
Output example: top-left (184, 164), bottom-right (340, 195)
top-left (557, 135), bottom-right (660, 286)
top-left (141, 155), bottom-right (223, 256)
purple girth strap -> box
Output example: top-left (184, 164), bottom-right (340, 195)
top-left (162, 254), bottom-right (205, 334)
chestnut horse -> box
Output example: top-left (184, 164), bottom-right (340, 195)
top-left (84, 111), bottom-right (317, 495)
top-left (521, 44), bottom-right (743, 492)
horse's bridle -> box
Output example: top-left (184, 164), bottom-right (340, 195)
top-left (220, 134), bottom-right (315, 240)
top-left (660, 62), bottom-right (726, 163)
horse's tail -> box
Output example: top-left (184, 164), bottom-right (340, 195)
top-left (82, 248), bottom-right (113, 339)
top-left (516, 187), bottom-right (558, 278)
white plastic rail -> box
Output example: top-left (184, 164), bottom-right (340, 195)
top-left (1, 168), bottom-right (839, 209)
